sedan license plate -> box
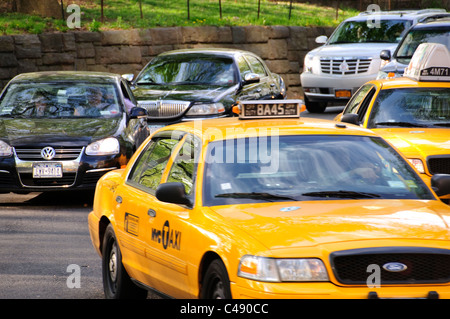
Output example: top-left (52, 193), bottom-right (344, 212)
top-left (33, 163), bottom-right (63, 178)
top-left (335, 89), bottom-right (352, 98)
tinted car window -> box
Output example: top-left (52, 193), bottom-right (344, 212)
top-left (396, 29), bottom-right (450, 61)
top-left (136, 55), bottom-right (238, 86)
top-left (328, 19), bottom-right (411, 44)
top-left (203, 135), bottom-right (433, 206)
top-left (128, 137), bottom-right (180, 192)
top-left (245, 55), bottom-right (267, 77)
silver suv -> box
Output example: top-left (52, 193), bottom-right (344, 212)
top-left (300, 9), bottom-right (447, 113)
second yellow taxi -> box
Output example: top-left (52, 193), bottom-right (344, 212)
top-left (336, 43), bottom-right (450, 202)
top-left (89, 99), bottom-right (450, 299)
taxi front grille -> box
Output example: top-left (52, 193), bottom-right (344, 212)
top-left (331, 248), bottom-right (450, 285)
top-left (15, 147), bottom-right (83, 161)
top-left (427, 156), bottom-right (450, 174)
top-left (138, 100), bottom-right (190, 118)
top-left (320, 57), bottom-right (372, 75)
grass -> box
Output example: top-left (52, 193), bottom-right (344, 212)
top-left (0, 0), bottom-right (360, 35)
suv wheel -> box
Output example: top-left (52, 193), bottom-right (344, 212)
top-left (305, 96), bottom-right (327, 113)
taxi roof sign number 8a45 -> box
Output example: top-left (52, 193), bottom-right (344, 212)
top-left (404, 43), bottom-right (450, 82)
top-left (235, 99), bottom-right (305, 119)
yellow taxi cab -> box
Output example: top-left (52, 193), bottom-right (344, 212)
top-left (88, 99), bottom-right (450, 299)
top-left (336, 43), bottom-right (450, 202)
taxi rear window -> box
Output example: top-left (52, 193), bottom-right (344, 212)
top-left (202, 135), bottom-right (433, 206)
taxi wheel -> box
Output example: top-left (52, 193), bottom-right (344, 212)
top-left (200, 259), bottom-right (232, 299)
top-left (102, 224), bottom-right (148, 299)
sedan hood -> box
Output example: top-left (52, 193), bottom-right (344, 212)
top-left (133, 84), bottom-right (239, 103)
top-left (210, 200), bottom-right (450, 250)
top-left (374, 128), bottom-right (450, 158)
top-left (0, 117), bottom-right (123, 146)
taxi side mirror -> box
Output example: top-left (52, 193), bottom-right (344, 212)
top-left (156, 182), bottom-right (192, 207)
top-left (340, 113), bottom-right (360, 125)
top-left (431, 174), bottom-right (450, 197)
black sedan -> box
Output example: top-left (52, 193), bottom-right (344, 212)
top-left (0, 71), bottom-right (149, 193)
top-left (126, 48), bottom-right (286, 131)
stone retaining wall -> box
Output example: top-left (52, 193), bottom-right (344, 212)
top-left (0, 26), bottom-right (335, 98)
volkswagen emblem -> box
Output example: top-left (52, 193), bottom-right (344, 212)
top-left (41, 146), bottom-right (56, 160)
top-left (382, 262), bottom-right (408, 273)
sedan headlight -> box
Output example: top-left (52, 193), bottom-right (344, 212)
top-left (185, 103), bottom-right (225, 116)
top-left (238, 255), bottom-right (329, 282)
top-left (0, 140), bottom-right (13, 157)
top-left (86, 137), bottom-right (120, 156)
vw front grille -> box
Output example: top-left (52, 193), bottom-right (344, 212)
top-left (15, 147), bottom-right (83, 161)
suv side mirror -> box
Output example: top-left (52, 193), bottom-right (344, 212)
top-left (156, 182), bottom-right (192, 207)
top-left (340, 113), bottom-right (360, 125)
top-left (380, 50), bottom-right (391, 61)
top-left (431, 174), bottom-right (450, 197)
top-left (315, 35), bottom-right (328, 44)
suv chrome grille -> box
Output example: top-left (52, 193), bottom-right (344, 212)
top-left (138, 100), bottom-right (190, 118)
top-left (15, 147), bottom-right (83, 161)
top-left (320, 57), bottom-right (372, 75)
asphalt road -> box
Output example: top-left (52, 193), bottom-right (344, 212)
top-left (0, 106), bottom-right (344, 299)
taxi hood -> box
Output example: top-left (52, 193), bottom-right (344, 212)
top-left (0, 117), bottom-right (123, 146)
top-left (210, 200), bottom-right (450, 250)
top-left (374, 128), bottom-right (450, 158)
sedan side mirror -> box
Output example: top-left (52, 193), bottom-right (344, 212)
top-left (243, 72), bottom-right (260, 85)
top-left (156, 182), bottom-right (192, 207)
top-left (431, 174), bottom-right (450, 197)
top-left (129, 106), bottom-right (147, 119)
top-left (340, 113), bottom-right (360, 125)
top-left (380, 50), bottom-right (391, 61)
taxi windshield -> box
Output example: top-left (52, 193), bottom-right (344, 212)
top-left (0, 82), bottom-right (122, 119)
top-left (367, 88), bottom-right (450, 128)
top-left (328, 19), bottom-right (410, 44)
top-left (395, 29), bottom-right (450, 62)
top-left (203, 135), bottom-right (433, 206)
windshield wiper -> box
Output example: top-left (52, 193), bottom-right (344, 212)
top-left (215, 192), bottom-right (298, 202)
top-left (374, 121), bottom-right (429, 128)
top-left (432, 122), bottom-right (450, 127)
top-left (301, 190), bottom-right (380, 199)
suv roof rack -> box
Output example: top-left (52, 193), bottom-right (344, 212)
top-left (359, 8), bottom-right (446, 17)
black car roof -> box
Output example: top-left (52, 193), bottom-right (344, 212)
top-left (10, 71), bottom-right (121, 84)
top-left (156, 48), bottom-right (255, 59)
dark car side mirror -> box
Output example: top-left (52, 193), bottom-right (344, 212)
top-left (156, 182), bottom-right (192, 207)
top-left (380, 50), bottom-right (391, 61)
top-left (431, 174), bottom-right (450, 197)
top-left (340, 113), bottom-right (360, 125)
top-left (243, 72), bottom-right (260, 85)
top-left (129, 106), bottom-right (147, 119)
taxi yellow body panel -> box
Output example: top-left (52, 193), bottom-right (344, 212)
top-left (89, 115), bottom-right (450, 299)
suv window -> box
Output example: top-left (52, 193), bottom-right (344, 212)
top-left (328, 19), bottom-right (412, 44)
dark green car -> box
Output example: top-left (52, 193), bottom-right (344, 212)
top-left (127, 48), bottom-right (286, 131)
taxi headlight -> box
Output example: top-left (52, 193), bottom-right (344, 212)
top-left (238, 255), bottom-right (329, 282)
top-left (86, 137), bottom-right (120, 156)
top-left (0, 140), bottom-right (13, 157)
top-left (408, 158), bottom-right (425, 174)
top-left (185, 103), bottom-right (225, 116)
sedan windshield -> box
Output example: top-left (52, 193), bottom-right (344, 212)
top-left (367, 88), bottom-right (450, 128)
top-left (136, 54), bottom-right (238, 86)
top-left (328, 19), bottom-right (410, 44)
top-left (0, 82), bottom-right (122, 118)
top-left (203, 135), bottom-right (433, 206)
top-left (395, 29), bottom-right (450, 62)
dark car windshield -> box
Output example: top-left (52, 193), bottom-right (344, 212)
top-left (328, 19), bottom-right (411, 44)
top-left (368, 88), bottom-right (450, 128)
top-left (136, 54), bottom-right (238, 86)
top-left (0, 82), bottom-right (122, 119)
top-left (395, 28), bottom-right (450, 62)
top-left (202, 135), bottom-right (433, 206)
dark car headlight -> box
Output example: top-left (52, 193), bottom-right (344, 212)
top-left (185, 103), bottom-right (225, 116)
top-left (86, 137), bottom-right (120, 156)
top-left (0, 140), bottom-right (13, 157)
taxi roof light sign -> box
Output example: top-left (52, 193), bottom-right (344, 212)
top-left (404, 43), bottom-right (450, 82)
top-left (235, 99), bottom-right (305, 119)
